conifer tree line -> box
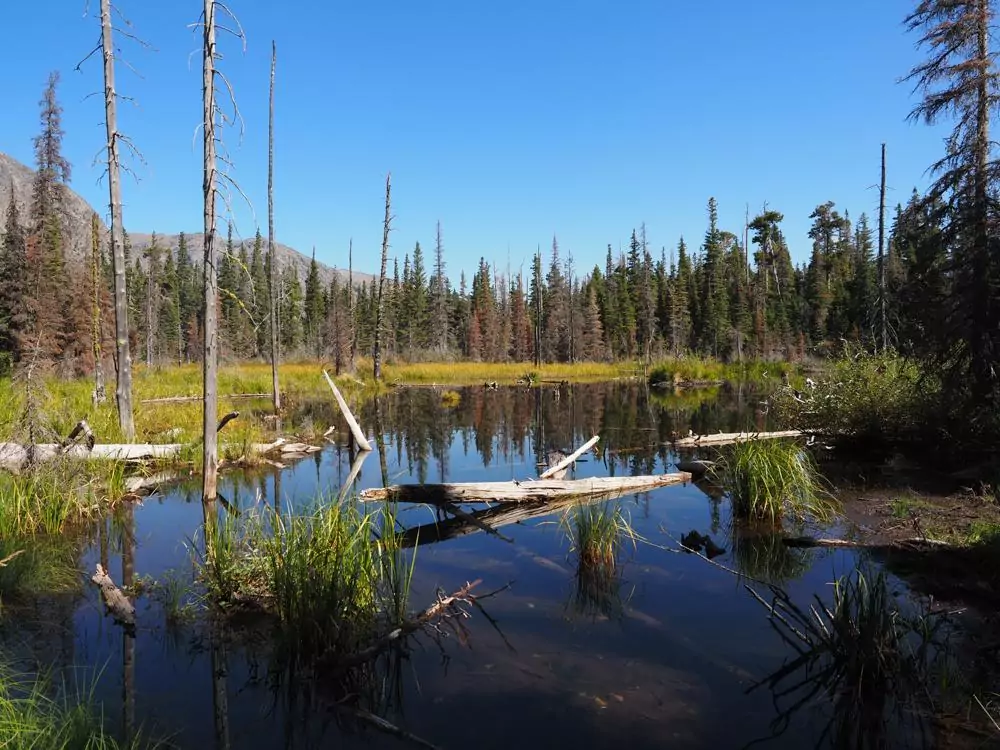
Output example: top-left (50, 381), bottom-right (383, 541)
top-left (4, 0), bottom-right (994, 376)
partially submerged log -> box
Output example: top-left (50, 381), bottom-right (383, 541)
top-left (782, 535), bottom-right (952, 551)
top-left (671, 430), bottom-right (805, 448)
top-left (323, 369), bottom-right (372, 451)
top-left (91, 564), bottom-right (136, 631)
top-left (360, 472), bottom-right (691, 505)
top-left (539, 435), bottom-right (599, 479)
top-left (0, 437), bottom-right (318, 470)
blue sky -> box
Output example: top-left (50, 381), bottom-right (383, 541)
top-left (2, 1), bottom-right (946, 281)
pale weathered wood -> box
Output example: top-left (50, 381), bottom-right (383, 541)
top-left (202, 0), bottom-right (219, 501)
top-left (373, 173), bottom-right (391, 382)
top-left (91, 563), bottom-right (135, 629)
top-left (539, 435), bottom-right (598, 479)
top-left (268, 40), bottom-right (281, 414)
top-left (337, 449), bottom-right (369, 503)
top-left (140, 393), bottom-right (271, 405)
top-left (100, 0), bottom-right (135, 441)
top-left (671, 430), bottom-right (805, 448)
top-left (360, 472), bottom-right (691, 505)
top-left (323, 370), bottom-right (372, 451)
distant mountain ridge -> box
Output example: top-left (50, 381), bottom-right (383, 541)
top-left (0, 151), bottom-right (370, 288)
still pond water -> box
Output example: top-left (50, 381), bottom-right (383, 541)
top-left (3, 383), bottom-right (975, 748)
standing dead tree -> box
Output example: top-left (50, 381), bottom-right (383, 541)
top-left (197, 0), bottom-right (247, 500)
top-left (76, 0), bottom-right (148, 440)
top-left (373, 172), bottom-right (392, 382)
top-left (877, 142), bottom-right (888, 352)
top-left (90, 212), bottom-right (106, 404)
top-left (268, 40), bottom-right (281, 413)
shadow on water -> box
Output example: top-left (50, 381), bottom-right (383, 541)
top-left (1, 382), bottom-right (998, 748)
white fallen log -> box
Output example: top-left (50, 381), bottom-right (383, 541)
top-left (0, 437), bottom-right (313, 470)
top-left (671, 430), bottom-right (805, 448)
top-left (323, 370), bottom-right (372, 452)
top-left (360, 472), bottom-right (692, 505)
top-left (539, 435), bottom-right (599, 479)
top-left (91, 564), bottom-right (136, 630)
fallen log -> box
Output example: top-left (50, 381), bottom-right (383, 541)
top-left (140, 393), bottom-right (272, 404)
top-left (323, 370), bottom-right (372, 452)
top-left (360, 472), bottom-right (691, 505)
top-left (91, 564), bottom-right (136, 631)
top-left (671, 430), bottom-right (805, 448)
top-left (782, 535), bottom-right (952, 550)
top-left (0, 437), bottom-right (317, 470)
top-left (539, 435), bottom-right (599, 479)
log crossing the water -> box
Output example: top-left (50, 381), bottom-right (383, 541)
top-left (359, 472), bottom-right (692, 505)
top-left (670, 430), bottom-right (806, 448)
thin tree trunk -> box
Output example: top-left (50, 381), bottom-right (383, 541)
top-left (202, 0), bottom-right (219, 501)
top-left (877, 142), bottom-right (887, 352)
top-left (101, 0), bottom-right (134, 440)
top-left (348, 237), bottom-right (355, 371)
top-left (373, 172), bottom-right (391, 381)
top-left (268, 41), bottom-right (281, 413)
top-left (91, 213), bottom-right (106, 403)
top-left (145, 252), bottom-right (155, 366)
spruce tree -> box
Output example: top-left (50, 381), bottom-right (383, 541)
top-left (304, 248), bottom-right (323, 356)
top-left (0, 184), bottom-right (28, 368)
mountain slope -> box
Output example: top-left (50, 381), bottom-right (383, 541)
top-left (0, 151), bottom-right (370, 288)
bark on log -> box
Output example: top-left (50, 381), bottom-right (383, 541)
top-left (782, 535), bottom-right (952, 550)
top-left (671, 430), bottom-right (805, 448)
top-left (676, 459), bottom-right (715, 477)
top-left (539, 435), bottom-right (599, 479)
top-left (323, 369), bottom-right (372, 451)
top-left (91, 563), bottom-right (136, 630)
top-left (360, 472), bottom-right (691, 505)
top-left (140, 393), bottom-right (271, 405)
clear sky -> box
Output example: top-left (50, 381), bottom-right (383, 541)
top-left (1, 1), bottom-right (947, 281)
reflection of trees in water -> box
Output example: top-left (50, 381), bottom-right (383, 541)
top-left (350, 383), bottom-right (768, 476)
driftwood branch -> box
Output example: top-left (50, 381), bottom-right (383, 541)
top-left (782, 536), bottom-right (952, 550)
top-left (91, 563), bottom-right (136, 631)
top-left (216, 411), bottom-right (239, 433)
top-left (440, 501), bottom-right (514, 543)
top-left (323, 370), bottom-right (372, 451)
top-left (334, 706), bottom-right (441, 750)
top-left (539, 435), bottom-right (599, 479)
top-left (333, 579), bottom-right (483, 672)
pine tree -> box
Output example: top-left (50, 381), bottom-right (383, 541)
top-left (176, 232), bottom-right (198, 362)
top-left (280, 264), bottom-right (303, 351)
top-left (671, 238), bottom-right (692, 354)
top-left (0, 184), bottom-right (28, 368)
top-left (26, 72), bottom-right (73, 364)
top-left (509, 273), bottom-right (532, 361)
top-left (582, 284), bottom-right (606, 360)
top-left (699, 199), bottom-right (730, 357)
top-left (431, 222), bottom-right (449, 354)
top-left (250, 230), bottom-right (268, 357)
top-left (409, 241), bottom-right (429, 351)
top-left (159, 248), bottom-right (181, 364)
top-left (543, 236), bottom-right (570, 361)
top-left (304, 248), bottom-right (323, 357)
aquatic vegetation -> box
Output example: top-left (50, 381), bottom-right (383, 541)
top-left (440, 390), bottom-right (461, 407)
top-left (0, 661), bottom-right (160, 749)
top-left (749, 566), bottom-right (948, 747)
top-left (728, 528), bottom-right (812, 584)
top-left (711, 439), bottom-right (837, 525)
top-left (197, 498), bottom-right (414, 665)
top-left (0, 536), bottom-right (81, 608)
top-left (150, 571), bottom-right (197, 625)
top-left (648, 357), bottom-right (797, 388)
top-left (561, 500), bottom-right (637, 618)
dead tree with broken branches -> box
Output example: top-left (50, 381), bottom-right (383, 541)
top-left (268, 40), bottom-right (280, 413)
top-left (373, 173), bottom-right (392, 382)
top-left (198, 0), bottom-right (247, 500)
top-left (77, 0), bottom-right (148, 440)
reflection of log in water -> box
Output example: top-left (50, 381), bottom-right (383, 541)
top-left (374, 396), bottom-right (389, 489)
top-left (397, 493), bottom-right (630, 548)
top-left (338, 449), bottom-right (370, 503)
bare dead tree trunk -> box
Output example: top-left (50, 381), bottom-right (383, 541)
top-left (373, 172), bottom-right (391, 381)
top-left (90, 213), bottom-right (106, 404)
top-left (268, 40), bottom-right (281, 413)
top-left (100, 0), bottom-right (134, 440)
top-left (145, 247), bottom-right (155, 366)
top-left (202, 0), bottom-right (219, 501)
top-left (878, 142), bottom-right (887, 353)
top-left (348, 237), bottom-right (355, 371)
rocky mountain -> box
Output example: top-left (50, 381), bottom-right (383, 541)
top-left (0, 151), bottom-right (370, 288)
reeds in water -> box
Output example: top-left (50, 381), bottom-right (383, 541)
top-left (562, 500), bottom-right (636, 617)
top-left (712, 439), bottom-right (837, 525)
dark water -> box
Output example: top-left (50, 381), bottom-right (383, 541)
top-left (2, 383), bottom-right (981, 749)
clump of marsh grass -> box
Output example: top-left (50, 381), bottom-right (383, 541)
top-left (0, 536), bottom-right (81, 610)
top-left (0, 661), bottom-right (160, 749)
top-left (440, 390), bottom-right (461, 407)
top-left (748, 566), bottom-right (948, 746)
top-left (196, 497), bottom-right (415, 666)
top-left (561, 500), bottom-right (637, 618)
top-left (711, 439), bottom-right (837, 525)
